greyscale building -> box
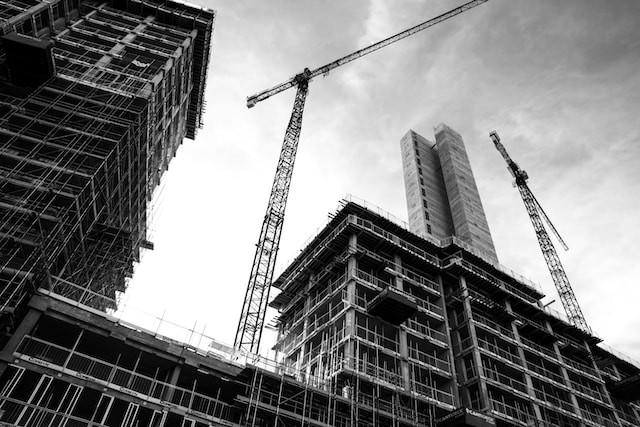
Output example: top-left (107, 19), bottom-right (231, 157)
top-left (0, 0), bottom-right (214, 324)
top-left (1, 197), bottom-right (640, 425)
top-left (0, 0), bottom-right (639, 424)
top-left (401, 124), bottom-right (498, 263)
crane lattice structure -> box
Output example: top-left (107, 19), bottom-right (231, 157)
top-left (233, 0), bottom-right (490, 355)
top-left (489, 130), bottom-right (591, 334)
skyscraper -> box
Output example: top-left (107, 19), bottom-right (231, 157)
top-left (0, 0), bottom-right (214, 329)
top-left (401, 123), bottom-right (498, 263)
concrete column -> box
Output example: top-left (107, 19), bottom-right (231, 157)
top-left (344, 234), bottom-right (358, 368)
top-left (555, 342), bottom-right (582, 420)
top-left (0, 307), bottom-right (42, 359)
top-left (162, 364), bottom-right (181, 403)
top-left (459, 276), bottom-right (491, 411)
top-left (583, 342), bottom-right (622, 425)
top-left (510, 308), bottom-right (542, 421)
top-left (0, 306), bottom-right (43, 378)
top-left (438, 274), bottom-right (460, 407)
top-left (394, 254), bottom-right (411, 390)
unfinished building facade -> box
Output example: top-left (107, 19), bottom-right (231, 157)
top-left (265, 199), bottom-right (640, 426)
top-left (0, 0), bottom-right (215, 331)
top-left (0, 200), bottom-right (638, 426)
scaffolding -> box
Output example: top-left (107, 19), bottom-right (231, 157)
top-left (0, 0), bottom-right (214, 335)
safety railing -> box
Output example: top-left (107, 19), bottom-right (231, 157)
top-left (407, 347), bottom-right (451, 373)
top-left (405, 319), bottom-right (447, 345)
top-left (481, 367), bottom-right (528, 394)
top-left (411, 380), bottom-right (455, 406)
top-left (561, 355), bottom-right (599, 379)
top-left (567, 378), bottom-right (606, 402)
top-left (16, 335), bottom-right (235, 421)
top-left (533, 387), bottom-right (575, 413)
top-left (489, 398), bottom-right (534, 424)
top-left (519, 335), bottom-right (558, 360)
top-left (472, 312), bottom-right (515, 340)
top-left (525, 362), bottom-right (566, 387)
top-left (476, 337), bottom-right (522, 366)
top-left (579, 407), bottom-right (618, 427)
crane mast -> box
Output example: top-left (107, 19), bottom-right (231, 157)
top-left (489, 131), bottom-right (591, 333)
top-left (233, 0), bottom-right (490, 355)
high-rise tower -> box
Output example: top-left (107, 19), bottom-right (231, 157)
top-left (401, 123), bottom-right (498, 263)
top-left (0, 0), bottom-right (214, 329)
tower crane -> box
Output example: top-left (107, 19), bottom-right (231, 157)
top-left (233, 0), bottom-right (490, 355)
top-left (489, 131), bottom-right (591, 334)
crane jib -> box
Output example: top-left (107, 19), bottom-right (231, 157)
top-left (235, 0), bottom-right (491, 355)
top-left (246, 0), bottom-right (489, 108)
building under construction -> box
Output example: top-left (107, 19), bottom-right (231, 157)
top-left (0, 0), bottom-right (214, 330)
top-left (0, 198), bottom-right (638, 426)
top-left (1, 0), bottom-right (640, 425)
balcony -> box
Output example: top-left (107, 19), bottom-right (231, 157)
top-left (407, 347), bottom-right (452, 376)
top-left (411, 381), bottom-right (455, 406)
top-left (579, 407), bottom-right (618, 427)
top-left (533, 387), bottom-right (575, 414)
top-left (442, 255), bottom-right (542, 306)
top-left (482, 367), bottom-right (529, 395)
top-left (405, 319), bottom-right (448, 347)
top-left (340, 357), bottom-right (404, 388)
top-left (351, 216), bottom-right (440, 270)
top-left (367, 286), bottom-right (418, 325)
top-left (567, 378), bottom-right (606, 402)
top-left (525, 362), bottom-right (567, 388)
top-left (519, 335), bottom-right (558, 361)
top-left (488, 399), bottom-right (534, 425)
top-left (355, 324), bottom-right (399, 354)
top-left (355, 268), bottom-right (441, 320)
top-left (475, 337), bottom-right (522, 367)
top-left (472, 312), bottom-right (516, 341)
top-left (561, 356), bottom-right (600, 380)
top-left (384, 265), bottom-right (441, 296)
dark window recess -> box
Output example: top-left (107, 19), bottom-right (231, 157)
top-left (418, 167), bottom-right (422, 175)
top-left (421, 189), bottom-right (426, 197)
top-left (427, 224), bottom-right (432, 234)
top-left (34, 12), bottom-right (50, 32)
top-left (419, 177), bottom-right (424, 185)
top-left (16, 19), bottom-right (34, 35)
top-left (416, 158), bottom-right (421, 165)
top-left (72, 387), bottom-right (101, 420)
top-left (424, 211), bottom-right (430, 221)
top-left (92, 394), bottom-right (113, 424)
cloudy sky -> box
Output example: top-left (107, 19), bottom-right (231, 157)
top-left (120, 0), bottom-right (640, 361)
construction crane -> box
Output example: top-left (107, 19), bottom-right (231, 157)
top-left (233, 0), bottom-right (490, 355)
top-left (489, 131), bottom-right (591, 334)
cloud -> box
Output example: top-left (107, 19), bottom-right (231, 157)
top-left (123, 0), bottom-right (640, 361)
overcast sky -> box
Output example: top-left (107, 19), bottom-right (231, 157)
top-left (120, 0), bottom-right (640, 361)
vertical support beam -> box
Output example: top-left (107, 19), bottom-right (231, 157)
top-left (394, 254), bottom-right (411, 390)
top-left (508, 300), bottom-right (542, 421)
top-left (438, 273), bottom-right (460, 407)
top-left (554, 341), bottom-right (583, 420)
top-left (163, 364), bottom-right (181, 403)
top-left (344, 233), bottom-right (358, 369)
top-left (459, 276), bottom-right (491, 411)
top-left (0, 306), bottom-right (42, 377)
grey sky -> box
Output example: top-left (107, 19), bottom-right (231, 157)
top-left (122, 0), bottom-right (640, 359)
